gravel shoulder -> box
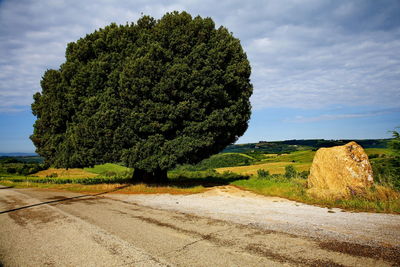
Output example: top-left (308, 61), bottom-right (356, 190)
top-left (109, 185), bottom-right (400, 247)
top-left (1, 185), bottom-right (399, 266)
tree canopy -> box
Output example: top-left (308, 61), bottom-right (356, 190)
top-left (31, 11), bottom-right (253, 182)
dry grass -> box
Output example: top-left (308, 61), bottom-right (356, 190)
top-left (31, 168), bottom-right (98, 178)
top-left (2, 176), bottom-right (399, 213)
top-left (263, 153), bottom-right (280, 157)
top-left (232, 178), bottom-right (400, 213)
top-left (307, 184), bottom-right (400, 202)
top-left (371, 185), bottom-right (400, 201)
top-left (0, 180), bottom-right (207, 195)
top-left (116, 184), bottom-right (206, 194)
top-left (216, 162), bottom-right (311, 175)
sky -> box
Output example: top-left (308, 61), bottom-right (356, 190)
top-left (0, 0), bottom-right (399, 153)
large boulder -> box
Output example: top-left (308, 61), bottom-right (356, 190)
top-left (307, 141), bottom-right (373, 198)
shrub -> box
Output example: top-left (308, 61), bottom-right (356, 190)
top-left (102, 171), bottom-right (117, 177)
top-left (6, 167), bottom-right (16, 174)
top-left (257, 169), bottom-right (270, 178)
top-left (284, 165), bottom-right (297, 179)
top-left (372, 159), bottom-right (400, 189)
top-left (2, 158), bottom-right (22, 164)
top-left (18, 165), bottom-right (31, 176)
top-left (299, 171), bottom-right (310, 179)
top-left (174, 153), bottom-right (256, 171)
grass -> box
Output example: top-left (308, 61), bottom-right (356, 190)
top-left (2, 170), bottom-right (398, 213)
top-left (365, 148), bottom-right (391, 156)
top-left (222, 152), bottom-right (256, 160)
top-left (216, 148), bottom-right (392, 177)
top-left (216, 162), bottom-right (311, 175)
top-left (223, 148), bottom-right (400, 213)
top-left (32, 168), bottom-right (98, 178)
top-left (232, 177), bottom-right (400, 213)
top-left (232, 178), bottom-right (308, 199)
top-left (84, 163), bottom-right (131, 175)
top-left (24, 163), bottom-right (131, 179)
top-left (0, 179), bottom-right (206, 194)
top-left (1, 175), bottom-right (130, 184)
top-left (0, 169), bottom-right (247, 195)
top-left (168, 170), bottom-right (249, 187)
top-left (261, 150), bottom-right (316, 163)
top-left (1, 147), bottom-right (398, 213)
top-left (214, 150), bottom-right (315, 175)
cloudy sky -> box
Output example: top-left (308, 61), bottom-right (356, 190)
top-left (1, 0), bottom-right (399, 152)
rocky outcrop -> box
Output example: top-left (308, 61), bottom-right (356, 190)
top-left (307, 142), bottom-right (373, 198)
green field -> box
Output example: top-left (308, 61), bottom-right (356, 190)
top-left (365, 148), bottom-right (392, 156)
top-left (84, 163), bottom-right (131, 175)
top-left (261, 150), bottom-right (316, 163)
top-left (217, 162), bottom-right (311, 175)
top-left (0, 146), bottom-right (393, 180)
top-left (215, 150), bottom-right (314, 175)
top-left (1, 141), bottom-right (399, 213)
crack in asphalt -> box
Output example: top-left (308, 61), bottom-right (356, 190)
top-left (164, 227), bottom-right (236, 256)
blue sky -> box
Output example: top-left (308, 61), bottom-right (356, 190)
top-left (0, 0), bottom-right (399, 152)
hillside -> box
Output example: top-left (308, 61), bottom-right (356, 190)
top-left (223, 139), bottom-right (390, 154)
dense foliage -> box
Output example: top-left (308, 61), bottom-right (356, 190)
top-left (368, 129), bottom-right (400, 189)
top-left (0, 161), bottom-right (45, 176)
top-left (389, 129), bottom-right (400, 157)
top-left (31, 12), bottom-right (252, 181)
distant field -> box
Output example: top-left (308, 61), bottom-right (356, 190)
top-left (1, 144), bottom-right (398, 213)
top-left (216, 162), bottom-right (311, 175)
top-left (84, 163), bottom-right (131, 175)
top-left (14, 147), bottom-right (391, 179)
top-left (32, 168), bottom-right (98, 178)
top-left (261, 150), bottom-right (316, 163)
top-left (29, 163), bottom-right (130, 178)
top-left (364, 148), bottom-right (391, 156)
top-left (222, 152), bottom-right (256, 160)
top-left (215, 147), bottom-right (387, 175)
top-left (216, 150), bottom-right (315, 175)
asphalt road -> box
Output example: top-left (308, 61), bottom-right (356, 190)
top-left (0, 186), bottom-right (399, 267)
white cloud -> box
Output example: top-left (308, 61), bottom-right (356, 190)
top-left (247, 24), bottom-right (400, 109)
top-left (0, 0), bottom-right (399, 113)
top-left (0, 106), bottom-right (28, 113)
top-left (286, 108), bottom-right (400, 123)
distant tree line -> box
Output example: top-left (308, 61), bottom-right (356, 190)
top-left (224, 139), bottom-right (390, 154)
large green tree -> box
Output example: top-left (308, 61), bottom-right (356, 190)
top-left (31, 11), bottom-right (253, 182)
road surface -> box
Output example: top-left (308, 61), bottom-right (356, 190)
top-left (0, 185), bottom-right (399, 266)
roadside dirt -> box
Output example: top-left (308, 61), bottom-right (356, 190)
top-left (110, 185), bottom-right (400, 247)
top-left (1, 185), bottom-right (399, 266)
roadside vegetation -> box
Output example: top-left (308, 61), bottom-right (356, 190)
top-left (232, 171), bottom-right (400, 214)
top-left (0, 157), bottom-right (45, 176)
top-left (1, 137), bottom-right (399, 213)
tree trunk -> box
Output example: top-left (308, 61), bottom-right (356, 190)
top-left (131, 168), bottom-right (168, 184)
